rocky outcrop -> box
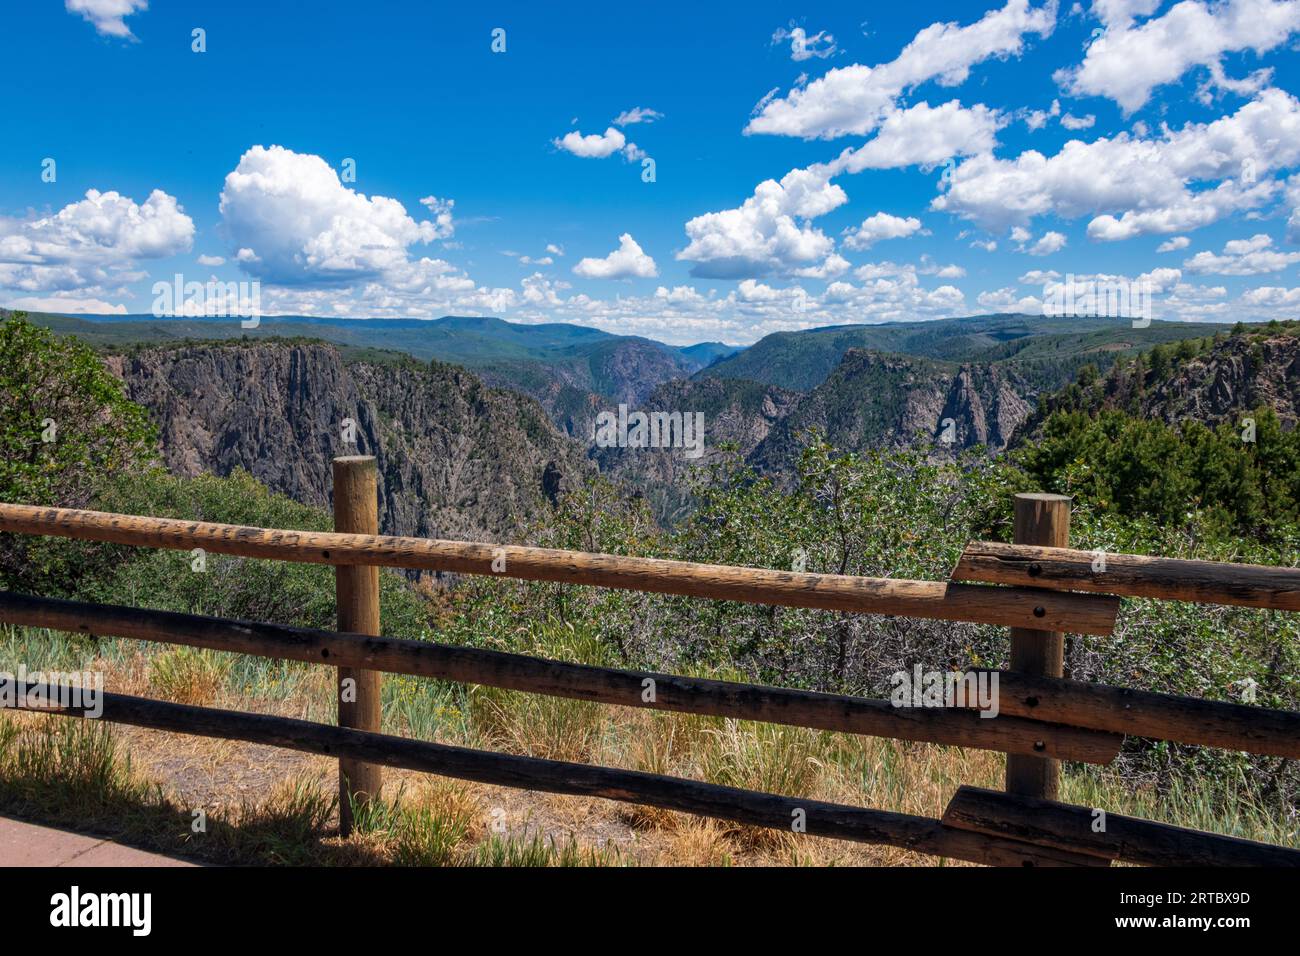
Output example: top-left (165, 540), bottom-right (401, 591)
top-left (751, 349), bottom-right (1034, 474)
top-left (104, 342), bottom-right (592, 543)
top-left (1139, 334), bottom-right (1300, 428)
top-left (1013, 330), bottom-right (1300, 445)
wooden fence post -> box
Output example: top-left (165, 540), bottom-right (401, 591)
top-left (1005, 493), bottom-right (1071, 801)
top-left (333, 455), bottom-right (383, 836)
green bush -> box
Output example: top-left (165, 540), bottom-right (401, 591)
top-left (0, 312), bottom-right (155, 590)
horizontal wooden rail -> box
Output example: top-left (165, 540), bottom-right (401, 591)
top-left (0, 504), bottom-right (1119, 635)
top-left (965, 669), bottom-right (1300, 759)
top-left (6, 685), bottom-right (1107, 867)
top-left (942, 786), bottom-right (1300, 867)
top-left (0, 591), bottom-right (1122, 764)
top-left (954, 541), bottom-right (1300, 611)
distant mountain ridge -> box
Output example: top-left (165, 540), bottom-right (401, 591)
top-left (49, 311), bottom-right (738, 369)
top-left (24, 310), bottom-right (740, 442)
top-left (702, 314), bottom-right (1223, 392)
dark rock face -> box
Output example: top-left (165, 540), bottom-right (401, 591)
top-left (1139, 335), bottom-right (1300, 428)
top-left (104, 343), bottom-right (592, 543)
top-left (751, 349), bottom-right (1034, 474)
top-left (1012, 332), bottom-right (1300, 447)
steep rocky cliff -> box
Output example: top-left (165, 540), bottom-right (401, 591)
top-left (591, 375), bottom-right (802, 522)
top-left (586, 349), bottom-right (1032, 521)
top-left (1131, 332), bottom-right (1300, 428)
top-left (1013, 328), bottom-right (1300, 443)
top-left (104, 341), bottom-right (593, 542)
top-left (750, 349), bottom-right (1033, 474)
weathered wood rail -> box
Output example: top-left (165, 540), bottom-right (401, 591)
top-left (954, 541), bottom-right (1300, 611)
top-left (1, 476), bottom-right (1298, 867)
top-left (0, 592), bottom-right (1122, 763)
top-left (0, 503), bottom-right (1120, 635)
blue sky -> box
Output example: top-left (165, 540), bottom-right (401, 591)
top-left (2, 0), bottom-right (1299, 344)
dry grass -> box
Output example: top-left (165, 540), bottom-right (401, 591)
top-left (147, 647), bottom-right (232, 706)
top-left (3, 626), bottom-right (1296, 866)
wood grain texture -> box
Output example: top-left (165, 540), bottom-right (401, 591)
top-left (11, 685), bottom-right (1106, 867)
top-left (965, 668), bottom-right (1300, 759)
top-left (0, 591), bottom-right (1122, 764)
top-left (333, 456), bottom-right (382, 834)
top-left (954, 541), bottom-right (1300, 611)
top-left (1006, 494), bottom-right (1070, 801)
top-left (0, 503), bottom-right (1120, 634)
top-left (943, 786), bottom-right (1300, 867)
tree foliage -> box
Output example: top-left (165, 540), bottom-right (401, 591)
top-left (1019, 407), bottom-right (1300, 538)
top-left (0, 313), bottom-right (156, 588)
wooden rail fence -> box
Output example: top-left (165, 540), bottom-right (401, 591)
top-left (0, 462), bottom-right (1297, 866)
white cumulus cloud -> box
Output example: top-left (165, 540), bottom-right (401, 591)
top-left (0, 187), bottom-right (193, 294)
top-left (826, 101), bottom-right (1004, 172)
top-left (218, 145), bottom-right (454, 285)
top-left (552, 127), bottom-right (642, 160)
top-left (677, 165), bottom-right (847, 277)
top-left (573, 234), bottom-right (659, 279)
top-left (842, 213), bottom-right (924, 250)
top-left (933, 88), bottom-right (1300, 238)
top-left (1060, 0), bottom-right (1300, 113)
top-left (66, 0), bottom-right (147, 39)
top-left (1184, 233), bottom-right (1300, 274)
top-left (747, 0), bottom-right (1056, 140)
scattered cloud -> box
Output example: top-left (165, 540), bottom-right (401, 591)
top-left (677, 165), bottom-right (846, 277)
top-left (825, 101), bottom-right (1004, 172)
top-left (842, 212), bottom-right (923, 250)
top-left (65, 0), bottom-right (147, 39)
top-left (552, 126), bottom-right (643, 162)
top-left (918, 255), bottom-right (967, 278)
top-left (1013, 229), bottom-right (1068, 255)
top-left (553, 127), bottom-right (629, 159)
top-left (218, 145), bottom-right (457, 286)
top-left (1089, 0), bottom-right (1161, 30)
top-left (747, 0), bottom-right (1056, 139)
top-left (4, 294), bottom-right (127, 315)
top-left (1022, 99), bottom-right (1061, 130)
top-left (0, 187), bottom-right (193, 294)
top-left (573, 233), bottom-right (659, 279)
top-left (772, 25), bottom-right (839, 62)
top-left (933, 89), bottom-right (1300, 238)
top-left (1157, 236), bottom-right (1191, 252)
top-left (1183, 233), bottom-right (1300, 274)
top-left (1059, 0), bottom-right (1300, 113)
top-left (613, 107), bottom-right (663, 126)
